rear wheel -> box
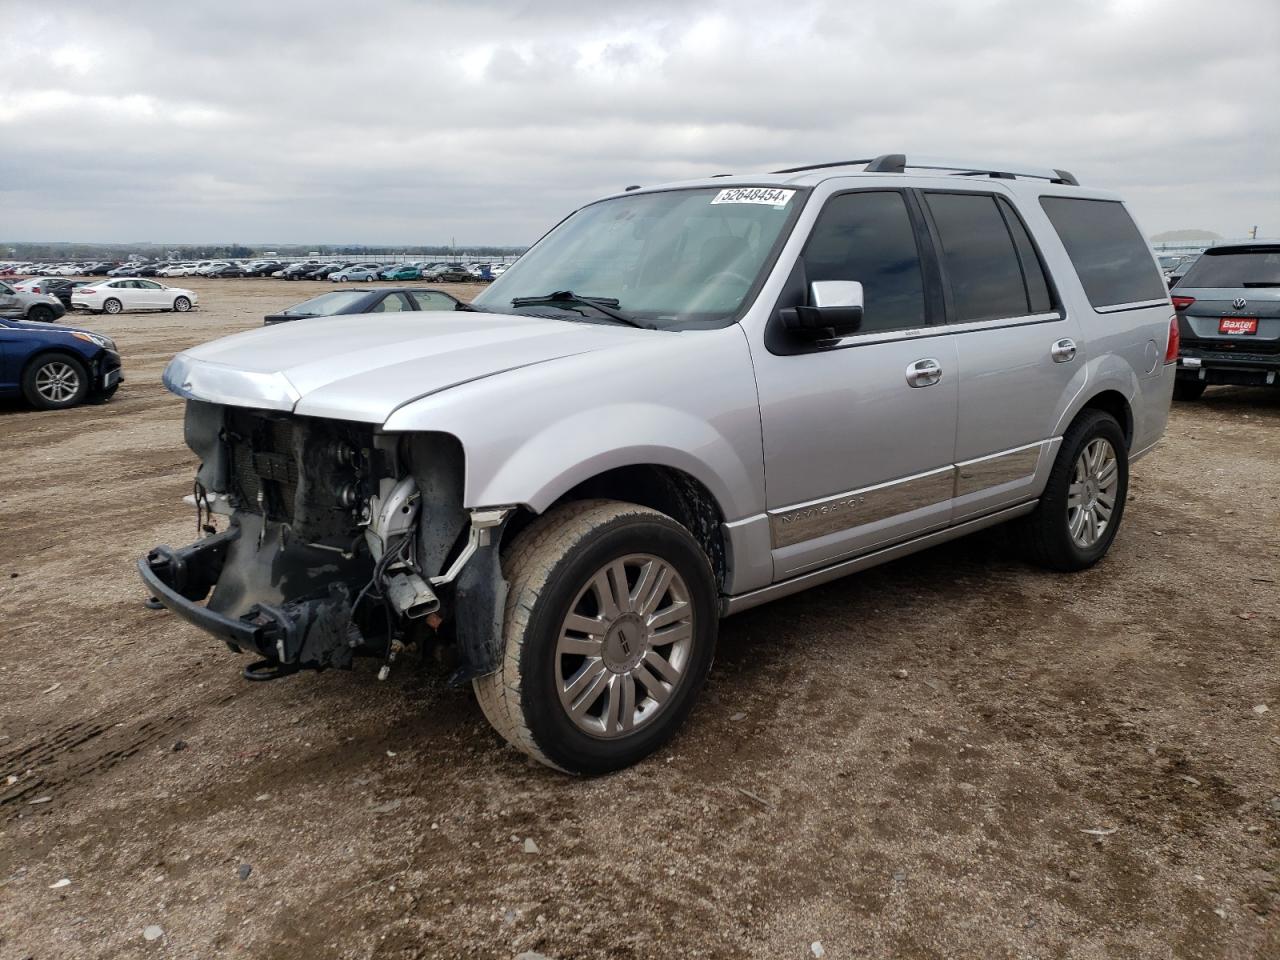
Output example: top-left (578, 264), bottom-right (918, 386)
top-left (1173, 379), bottom-right (1206, 401)
top-left (27, 304), bottom-right (55, 323)
top-left (1018, 410), bottom-right (1128, 571)
top-left (103, 298), bottom-right (123, 315)
top-left (474, 500), bottom-right (718, 774)
top-left (23, 353), bottom-right (89, 410)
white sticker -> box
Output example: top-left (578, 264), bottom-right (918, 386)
top-left (711, 187), bottom-right (795, 207)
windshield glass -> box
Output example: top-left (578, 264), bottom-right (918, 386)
top-left (283, 291), bottom-right (369, 315)
top-left (1180, 248), bottom-right (1280, 287)
top-left (472, 186), bottom-right (804, 328)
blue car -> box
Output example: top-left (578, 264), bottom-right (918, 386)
top-left (0, 316), bottom-right (124, 410)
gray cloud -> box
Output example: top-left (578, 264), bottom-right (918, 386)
top-left (0, 0), bottom-right (1275, 244)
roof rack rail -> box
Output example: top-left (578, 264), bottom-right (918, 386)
top-left (773, 153), bottom-right (1079, 186)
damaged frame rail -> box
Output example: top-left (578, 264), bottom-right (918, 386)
top-left (140, 498), bottom-right (513, 685)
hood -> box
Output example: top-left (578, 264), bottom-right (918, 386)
top-left (164, 310), bottom-right (653, 423)
top-left (4, 317), bottom-right (91, 336)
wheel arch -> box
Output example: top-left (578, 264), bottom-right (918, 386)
top-left (536, 463), bottom-right (729, 590)
top-left (20, 346), bottom-right (93, 382)
top-left (1075, 389), bottom-right (1134, 450)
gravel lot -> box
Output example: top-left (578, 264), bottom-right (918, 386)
top-left (0, 278), bottom-right (1276, 959)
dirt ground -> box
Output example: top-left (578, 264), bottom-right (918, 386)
top-left (0, 278), bottom-right (1276, 960)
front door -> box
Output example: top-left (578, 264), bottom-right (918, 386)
top-left (750, 189), bottom-right (959, 580)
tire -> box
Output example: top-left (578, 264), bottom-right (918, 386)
top-left (27, 304), bottom-right (54, 323)
top-left (1018, 410), bottom-right (1129, 572)
top-left (103, 298), bottom-right (123, 315)
top-left (1173, 379), bottom-right (1206, 402)
top-left (364, 275), bottom-right (375, 282)
top-left (22, 353), bottom-right (89, 410)
top-left (173, 296), bottom-right (192, 312)
top-left (474, 500), bottom-right (718, 774)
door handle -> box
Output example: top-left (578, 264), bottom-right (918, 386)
top-left (1051, 338), bottom-right (1077, 363)
top-left (905, 358), bottom-right (943, 388)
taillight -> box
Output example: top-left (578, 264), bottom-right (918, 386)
top-left (80, 288), bottom-right (96, 294)
top-left (1171, 295), bottom-right (1195, 311)
top-left (1165, 314), bottom-right (1180, 363)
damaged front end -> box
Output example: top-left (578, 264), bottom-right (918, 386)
top-left (139, 400), bottom-right (509, 683)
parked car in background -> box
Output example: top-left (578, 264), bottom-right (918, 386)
top-left (422, 263), bottom-right (474, 282)
top-left (1172, 241), bottom-right (1280, 399)
top-left (72, 278), bottom-right (198, 315)
top-left (0, 280), bottom-right (67, 324)
top-left (206, 263), bottom-right (247, 279)
top-left (378, 264), bottom-right (423, 281)
top-left (0, 313), bottom-right (123, 409)
top-left (16, 278), bottom-right (90, 309)
top-left (304, 262), bottom-right (347, 280)
top-left (330, 263), bottom-right (386, 282)
top-left (262, 287), bottom-right (468, 325)
top-left (157, 263), bottom-right (197, 277)
top-left (278, 261), bottom-right (323, 280)
top-left (196, 261), bottom-right (231, 276)
top-left (244, 260), bottom-right (285, 277)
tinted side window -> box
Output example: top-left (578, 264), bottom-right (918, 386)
top-left (370, 293), bottom-right (413, 313)
top-left (411, 291), bottom-right (456, 311)
top-left (802, 191), bottom-right (926, 333)
top-left (1039, 197), bottom-right (1166, 308)
top-left (997, 197), bottom-right (1053, 314)
top-left (925, 192), bottom-right (1030, 323)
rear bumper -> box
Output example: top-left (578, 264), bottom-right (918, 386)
top-left (1177, 349), bottom-right (1279, 386)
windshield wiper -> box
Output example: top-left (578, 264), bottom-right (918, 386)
top-left (509, 291), bottom-right (652, 329)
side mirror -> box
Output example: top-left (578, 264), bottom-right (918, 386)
top-left (780, 280), bottom-right (864, 338)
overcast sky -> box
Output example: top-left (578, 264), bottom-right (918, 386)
top-left (1, 0), bottom-right (1276, 246)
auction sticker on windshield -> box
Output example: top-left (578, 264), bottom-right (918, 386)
top-left (711, 187), bottom-right (795, 207)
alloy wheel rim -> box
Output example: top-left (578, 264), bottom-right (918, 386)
top-left (1067, 438), bottom-right (1119, 548)
top-left (555, 553), bottom-right (694, 739)
top-left (35, 362), bottom-right (80, 403)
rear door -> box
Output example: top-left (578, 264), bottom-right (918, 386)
top-left (918, 189), bottom-right (1083, 520)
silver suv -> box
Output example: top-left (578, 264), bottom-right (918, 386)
top-left (140, 154), bottom-right (1176, 773)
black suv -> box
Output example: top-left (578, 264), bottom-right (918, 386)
top-left (1173, 241), bottom-right (1280, 399)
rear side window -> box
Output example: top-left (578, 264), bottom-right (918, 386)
top-left (925, 192), bottom-right (1045, 322)
top-left (802, 191), bottom-right (927, 334)
top-left (1039, 197), bottom-right (1166, 308)
top-left (1179, 248), bottom-right (1280, 287)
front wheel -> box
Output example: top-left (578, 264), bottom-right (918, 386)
top-left (1173, 379), bottom-right (1206, 401)
top-left (1018, 410), bottom-right (1129, 571)
top-left (173, 296), bottom-right (192, 312)
top-left (474, 500), bottom-right (718, 774)
top-left (23, 353), bottom-right (89, 410)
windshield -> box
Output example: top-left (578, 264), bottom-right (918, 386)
top-left (1180, 248), bottom-right (1280, 287)
top-left (282, 291), bottom-right (370, 315)
top-left (472, 186), bottom-right (804, 328)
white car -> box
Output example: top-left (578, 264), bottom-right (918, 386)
top-left (12, 276), bottom-right (63, 295)
top-left (157, 263), bottom-right (197, 277)
top-left (72, 278), bottom-right (199, 315)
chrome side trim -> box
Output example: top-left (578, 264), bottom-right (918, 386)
top-left (954, 442), bottom-right (1044, 498)
top-left (1129, 437), bottom-right (1161, 463)
top-left (723, 501), bottom-right (1038, 616)
top-left (768, 466), bottom-right (955, 548)
top-left (814, 312), bottom-right (1063, 350)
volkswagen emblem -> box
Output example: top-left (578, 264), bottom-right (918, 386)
top-left (1232, 297), bottom-right (1248, 310)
